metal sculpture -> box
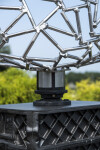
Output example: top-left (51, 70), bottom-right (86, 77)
top-left (0, 0), bottom-right (100, 71)
top-left (0, 0), bottom-right (100, 106)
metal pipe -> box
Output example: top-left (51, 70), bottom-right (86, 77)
top-left (95, 42), bottom-right (100, 50)
top-left (42, 30), bottom-right (64, 53)
top-left (56, 62), bottom-right (77, 68)
top-left (65, 4), bottom-right (87, 12)
top-left (87, 2), bottom-right (94, 33)
top-left (3, 58), bottom-right (26, 69)
top-left (26, 57), bottom-right (56, 62)
top-left (39, 6), bottom-right (60, 26)
top-left (48, 25), bottom-right (74, 37)
top-left (43, 0), bottom-right (57, 2)
top-left (64, 45), bottom-right (88, 52)
top-left (61, 11), bottom-right (77, 35)
top-left (77, 49), bottom-right (90, 64)
top-left (97, 18), bottom-right (100, 25)
top-left (86, 37), bottom-right (100, 43)
top-left (53, 54), bottom-right (62, 68)
top-left (0, 63), bottom-right (23, 68)
top-left (7, 29), bottom-right (36, 38)
top-left (81, 0), bottom-right (98, 5)
top-left (74, 8), bottom-right (82, 37)
top-left (93, 0), bottom-right (98, 23)
top-left (0, 53), bottom-right (22, 60)
top-left (81, 59), bottom-right (100, 67)
top-left (22, 0), bottom-right (36, 28)
top-left (4, 12), bottom-right (25, 33)
top-left (0, 41), bottom-right (6, 49)
top-left (23, 32), bottom-right (40, 58)
top-left (31, 61), bottom-right (50, 70)
top-left (67, 54), bottom-right (82, 60)
top-left (0, 6), bottom-right (21, 10)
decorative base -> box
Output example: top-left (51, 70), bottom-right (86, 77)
top-left (33, 99), bottom-right (71, 106)
top-left (0, 101), bottom-right (100, 150)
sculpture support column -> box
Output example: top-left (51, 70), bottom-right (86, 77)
top-left (34, 71), bottom-right (71, 106)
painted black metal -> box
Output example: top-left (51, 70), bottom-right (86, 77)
top-left (0, 101), bottom-right (100, 150)
top-left (34, 71), bottom-right (71, 106)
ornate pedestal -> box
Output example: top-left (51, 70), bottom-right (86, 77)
top-left (0, 101), bottom-right (100, 150)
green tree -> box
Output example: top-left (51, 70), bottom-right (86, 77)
top-left (0, 68), bottom-right (40, 104)
top-left (65, 72), bottom-right (100, 84)
top-left (0, 36), bottom-right (11, 71)
top-left (63, 79), bottom-right (100, 101)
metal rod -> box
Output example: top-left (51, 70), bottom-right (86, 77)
top-left (95, 42), bottom-right (100, 50)
top-left (77, 49), bottom-right (90, 64)
top-left (22, 0), bottom-right (36, 28)
top-left (0, 6), bottom-right (21, 10)
top-left (92, 33), bottom-right (100, 37)
top-left (39, 6), bottom-right (60, 26)
top-left (31, 61), bottom-right (50, 70)
top-left (0, 63), bottom-right (23, 68)
top-left (47, 25), bottom-right (74, 37)
top-left (81, 0), bottom-right (98, 5)
top-left (67, 54), bottom-right (82, 60)
top-left (53, 54), bottom-right (62, 68)
top-left (4, 12), bottom-right (25, 33)
top-left (0, 41), bottom-right (6, 49)
top-left (97, 18), bottom-right (100, 25)
top-left (3, 58), bottom-right (25, 69)
top-left (7, 29), bottom-right (36, 38)
top-left (81, 59), bottom-right (100, 67)
top-left (64, 45), bottom-right (88, 52)
top-left (42, 30), bottom-right (64, 53)
top-left (23, 32), bottom-right (40, 58)
top-left (86, 37), bottom-right (100, 43)
top-left (87, 2), bottom-right (94, 33)
top-left (61, 11), bottom-right (77, 35)
top-left (0, 53), bottom-right (22, 60)
top-left (26, 57), bottom-right (56, 62)
top-left (93, 0), bottom-right (98, 23)
top-left (65, 4), bottom-right (87, 12)
top-left (43, 0), bottom-right (57, 2)
top-left (74, 8), bottom-right (82, 37)
top-left (56, 62), bottom-right (77, 68)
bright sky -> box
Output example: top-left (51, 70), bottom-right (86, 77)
top-left (0, 0), bottom-right (100, 73)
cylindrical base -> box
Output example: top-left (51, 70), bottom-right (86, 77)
top-left (34, 70), bottom-right (71, 106)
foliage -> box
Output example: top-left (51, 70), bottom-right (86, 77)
top-left (0, 68), bottom-right (40, 104)
top-left (63, 79), bottom-right (100, 101)
top-left (76, 79), bottom-right (100, 101)
top-left (65, 72), bottom-right (100, 84)
top-left (0, 45), bottom-right (11, 71)
top-left (0, 68), bottom-right (100, 105)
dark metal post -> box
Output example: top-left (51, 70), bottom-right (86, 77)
top-left (34, 71), bottom-right (71, 106)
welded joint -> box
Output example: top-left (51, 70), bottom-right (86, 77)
top-left (81, 0), bottom-right (98, 5)
top-left (89, 32), bottom-right (95, 37)
top-left (74, 8), bottom-right (80, 12)
top-left (87, 43), bottom-right (93, 49)
top-left (35, 23), bottom-right (48, 33)
top-left (0, 31), bottom-right (9, 43)
top-left (20, 5), bottom-right (28, 13)
top-left (93, 22), bottom-right (97, 28)
top-left (54, 0), bottom-right (66, 10)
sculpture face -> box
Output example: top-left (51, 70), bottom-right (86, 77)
top-left (0, 0), bottom-right (100, 72)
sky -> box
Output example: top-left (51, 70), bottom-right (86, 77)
top-left (0, 0), bottom-right (100, 73)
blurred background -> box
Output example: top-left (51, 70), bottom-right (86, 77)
top-left (0, 0), bottom-right (100, 104)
